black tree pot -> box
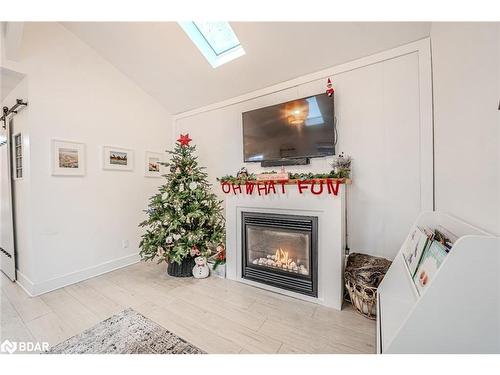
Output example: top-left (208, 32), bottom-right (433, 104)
top-left (167, 256), bottom-right (195, 277)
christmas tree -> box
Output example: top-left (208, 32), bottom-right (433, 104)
top-left (139, 134), bottom-right (225, 268)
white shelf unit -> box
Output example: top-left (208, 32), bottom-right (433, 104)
top-left (377, 211), bottom-right (500, 353)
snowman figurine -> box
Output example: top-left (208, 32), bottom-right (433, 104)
top-left (192, 256), bottom-right (210, 279)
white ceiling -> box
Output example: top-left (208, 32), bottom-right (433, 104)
top-left (62, 22), bottom-right (431, 115)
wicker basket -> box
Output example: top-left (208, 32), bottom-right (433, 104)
top-left (345, 275), bottom-right (378, 319)
top-left (344, 253), bottom-right (391, 320)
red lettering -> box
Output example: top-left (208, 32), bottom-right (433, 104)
top-left (297, 180), bottom-right (309, 194)
top-left (245, 182), bottom-right (255, 195)
top-left (327, 179), bottom-right (340, 196)
top-left (232, 184), bottom-right (242, 195)
top-left (257, 183), bottom-right (268, 195)
top-left (221, 182), bottom-right (231, 194)
top-left (280, 182), bottom-right (286, 194)
top-left (267, 181), bottom-right (277, 195)
top-left (310, 180), bottom-right (324, 195)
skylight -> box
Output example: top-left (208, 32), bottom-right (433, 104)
top-left (179, 22), bottom-right (245, 68)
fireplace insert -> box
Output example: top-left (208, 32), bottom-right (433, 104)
top-left (241, 211), bottom-right (318, 297)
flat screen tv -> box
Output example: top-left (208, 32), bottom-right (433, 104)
top-left (242, 93), bottom-right (335, 163)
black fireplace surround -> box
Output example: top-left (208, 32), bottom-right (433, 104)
top-left (241, 211), bottom-right (318, 297)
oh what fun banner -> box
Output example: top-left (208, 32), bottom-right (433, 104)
top-left (220, 179), bottom-right (341, 196)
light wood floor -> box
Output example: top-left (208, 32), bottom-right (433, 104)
top-left (0, 261), bottom-right (376, 354)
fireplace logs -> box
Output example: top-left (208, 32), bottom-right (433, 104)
top-left (251, 249), bottom-right (309, 275)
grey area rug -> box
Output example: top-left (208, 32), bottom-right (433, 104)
top-left (46, 308), bottom-right (205, 354)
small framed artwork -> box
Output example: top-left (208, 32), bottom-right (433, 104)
top-left (51, 139), bottom-right (85, 176)
top-left (102, 146), bottom-right (134, 171)
top-left (144, 151), bottom-right (164, 177)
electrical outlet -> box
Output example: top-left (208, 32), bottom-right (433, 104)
top-left (122, 239), bottom-right (129, 249)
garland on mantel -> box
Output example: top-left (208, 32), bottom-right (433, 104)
top-left (217, 170), bottom-right (349, 184)
top-left (217, 155), bottom-right (352, 197)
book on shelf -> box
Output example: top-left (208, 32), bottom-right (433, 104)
top-left (413, 240), bottom-right (448, 295)
top-left (402, 226), bottom-right (430, 277)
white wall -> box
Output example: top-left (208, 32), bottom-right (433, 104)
top-left (2, 23), bottom-right (172, 295)
top-left (174, 40), bottom-right (433, 260)
top-left (431, 22), bottom-right (500, 236)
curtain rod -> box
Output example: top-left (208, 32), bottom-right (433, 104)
top-left (1, 99), bottom-right (28, 129)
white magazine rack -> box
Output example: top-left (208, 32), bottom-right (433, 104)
top-left (377, 211), bottom-right (499, 353)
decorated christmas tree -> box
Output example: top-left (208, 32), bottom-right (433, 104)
top-left (139, 134), bottom-right (225, 276)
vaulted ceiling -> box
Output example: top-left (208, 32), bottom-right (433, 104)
top-left (0, 67), bottom-right (25, 101)
top-left (62, 22), bottom-right (431, 114)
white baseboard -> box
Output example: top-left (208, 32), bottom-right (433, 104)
top-left (15, 253), bottom-right (140, 296)
top-left (15, 270), bottom-right (36, 297)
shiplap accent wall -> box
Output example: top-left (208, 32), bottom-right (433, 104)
top-left (431, 22), bottom-right (500, 236)
top-left (174, 39), bottom-right (433, 260)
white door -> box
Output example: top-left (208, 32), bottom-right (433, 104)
top-left (0, 118), bottom-right (16, 281)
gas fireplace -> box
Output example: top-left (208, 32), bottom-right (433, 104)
top-left (241, 212), bottom-right (318, 297)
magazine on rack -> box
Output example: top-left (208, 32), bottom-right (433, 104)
top-left (402, 226), bottom-right (430, 277)
top-left (413, 240), bottom-right (448, 294)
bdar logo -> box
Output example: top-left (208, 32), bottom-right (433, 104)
top-left (1, 339), bottom-right (17, 354)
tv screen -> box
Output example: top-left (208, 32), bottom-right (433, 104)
top-left (242, 93), bottom-right (335, 162)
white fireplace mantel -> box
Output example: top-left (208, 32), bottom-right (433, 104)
top-left (224, 185), bottom-right (346, 310)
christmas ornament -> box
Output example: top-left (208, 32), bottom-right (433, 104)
top-left (209, 244), bottom-right (226, 277)
top-left (189, 181), bottom-right (198, 190)
top-left (178, 183), bottom-right (184, 192)
top-left (192, 256), bottom-right (210, 279)
top-left (175, 167), bottom-right (181, 174)
top-left (166, 236), bottom-right (173, 244)
top-left (177, 133), bottom-right (192, 147)
top-left (326, 78), bottom-right (334, 97)
top-left (190, 245), bottom-right (201, 257)
top-left (236, 167), bottom-right (249, 179)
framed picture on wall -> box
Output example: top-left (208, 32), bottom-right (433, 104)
top-left (144, 151), bottom-right (164, 177)
top-left (102, 146), bottom-right (134, 171)
top-left (51, 139), bottom-right (86, 176)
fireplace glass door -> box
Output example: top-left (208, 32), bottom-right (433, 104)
top-left (242, 212), bottom-right (318, 297)
top-left (246, 227), bottom-right (311, 276)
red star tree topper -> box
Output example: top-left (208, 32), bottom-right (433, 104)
top-left (177, 133), bottom-right (192, 147)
